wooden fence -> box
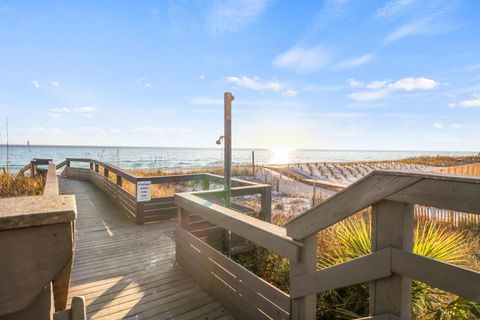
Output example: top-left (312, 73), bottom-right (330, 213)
top-left (175, 170), bottom-right (480, 319)
top-left (59, 158), bottom-right (272, 225)
top-left (430, 162), bottom-right (480, 176)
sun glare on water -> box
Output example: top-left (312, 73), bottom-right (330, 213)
top-left (270, 146), bottom-right (293, 164)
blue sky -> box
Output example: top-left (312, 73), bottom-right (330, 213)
top-left (0, 0), bottom-right (479, 151)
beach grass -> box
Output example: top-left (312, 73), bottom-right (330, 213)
top-left (128, 163), bottom-right (254, 177)
top-left (0, 170), bottom-right (46, 198)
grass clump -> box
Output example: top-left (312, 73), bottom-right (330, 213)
top-left (0, 170), bottom-right (46, 198)
top-left (398, 156), bottom-right (480, 167)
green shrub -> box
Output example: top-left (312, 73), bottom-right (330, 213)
top-left (317, 217), bottom-right (479, 319)
top-left (235, 216), bottom-right (479, 319)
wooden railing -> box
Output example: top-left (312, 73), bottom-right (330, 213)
top-left (0, 162), bottom-right (84, 319)
top-left (175, 170), bottom-right (480, 320)
top-left (62, 158), bottom-right (272, 225)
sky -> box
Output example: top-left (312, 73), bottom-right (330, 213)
top-left (0, 0), bottom-right (479, 151)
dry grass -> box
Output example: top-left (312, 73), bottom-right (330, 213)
top-left (398, 155), bottom-right (480, 167)
top-left (128, 163), bottom-right (254, 177)
top-left (0, 170), bottom-right (46, 198)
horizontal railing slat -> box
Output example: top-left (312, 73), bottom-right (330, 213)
top-left (175, 193), bottom-right (302, 261)
top-left (391, 248), bottom-right (480, 302)
top-left (290, 249), bottom-right (392, 299)
top-left (177, 228), bottom-right (290, 318)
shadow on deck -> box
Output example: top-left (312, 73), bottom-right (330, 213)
top-left (60, 178), bottom-right (233, 320)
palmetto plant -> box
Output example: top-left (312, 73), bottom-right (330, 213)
top-left (317, 216), bottom-right (479, 319)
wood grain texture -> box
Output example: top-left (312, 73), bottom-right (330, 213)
top-left (60, 178), bottom-right (231, 320)
top-left (175, 193), bottom-right (302, 261)
top-left (290, 249), bottom-right (392, 299)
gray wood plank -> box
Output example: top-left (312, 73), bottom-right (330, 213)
top-left (59, 179), bottom-right (232, 320)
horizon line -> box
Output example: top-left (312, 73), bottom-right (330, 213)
top-left (0, 143), bottom-right (477, 153)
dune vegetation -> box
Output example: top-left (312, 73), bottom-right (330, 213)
top-left (398, 155), bottom-right (480, 167)
top-left (0, 170), bottom-right (46, 198)
top-left (233, 213), bottom-right (480, 319)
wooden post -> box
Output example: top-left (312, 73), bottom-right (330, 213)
top-left (94, 164), bottom-right (99, 173)
top-left (224, 92), bottom-right (234, 208)
top-left (370, 200), bottom-right (414, 319)
top-left (89, 162), bottom-right (93, 170)
top-left (202, 179), bottom-right (210, 191)
top-left (116, 175), bottom-right (122, 187)
top-left (290, 233), bottom-right (317, 320)
top-left (224, 92), bottom-right (234, 256)
top-left (312, 182), bottom-right (317, 206)
top-left (136, 203), bottom-right (144, 225)
top-left (30, 160), bottom-right (35, 177)
top-left (252, 150), bottom-right (255, 176)
top-left (178, 207), bottom-right (190, 228)
top-left (104, 168), bottom-right (109, 178)
top-left (260, 186), bottom-right (272, 222)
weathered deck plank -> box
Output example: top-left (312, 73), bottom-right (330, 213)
top-left (60, 179), bottom-right (231, 320)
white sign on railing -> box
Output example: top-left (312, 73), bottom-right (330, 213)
top-left (137, 181), bottom-right (151, 202)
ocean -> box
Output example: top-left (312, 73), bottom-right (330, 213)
top-left (0, 145), bottom-right (475, 171)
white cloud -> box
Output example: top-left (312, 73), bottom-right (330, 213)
top-left (208, 0), bottom-right (270, 36)
top-left (273, 45), bottom-right (333, 73)
top-left (454, 96), bottom-right (480, 108)
top-left (200, 75), bottom-right (205, 80)
top-left (386, 20), bottom-right (425, 42)
top-left (366, 80), bottom-right (389, 90)
top-left (335, 54), bottom-right (374, 69)
top-left (451, 123), bottom-right (462, 129)
top-left (48, 107), bottom-right (71, 118)
top-left (347, 78), bottom-right (364, 88)
top-left (375, 0), bottom-right (416, 19)
top-left (51, 81), bottom-right (61, 87)
top-left (384, 2), bottom-right (459, 42)
top-left (32, 80), bottom-right (40, 89)
top-left (347, 77), bottom-right (438, 101)
top-left (306, 0), bottom-right (348, 36)
top-left (388, 77), bottom-right (438, 91)
top-left (283, 89), bottom-right (298, 97)
top-left (227, 76), bottom-right (282, 91)
top-left (433, 122), bottom-right (444, 129)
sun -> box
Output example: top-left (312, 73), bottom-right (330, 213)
top-left (269, 146), bottom-right (293, 164)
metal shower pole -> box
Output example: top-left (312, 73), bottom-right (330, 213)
top-left (224, 92), bottom-right (234, 208)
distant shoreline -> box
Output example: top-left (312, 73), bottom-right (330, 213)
top-left (0, 144), bottom-right (476, 153)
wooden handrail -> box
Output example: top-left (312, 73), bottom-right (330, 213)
top-left (44, 162), bottom-right (59, 196)
top-left (66, 158), bottom-right (256, 187)
top-left (56, 160), bottom-right (68, 170)
top-left (286, 170), bottom-right (480, 239)
top-left (175, 192), bottom-right (302, 261)
top-left (175, 169), bottom-right (480, 319)
top-left (391, 249), bottom-right (479, 302)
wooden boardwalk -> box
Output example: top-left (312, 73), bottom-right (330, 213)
top-left (60, 178), bottom-right (232, 320)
